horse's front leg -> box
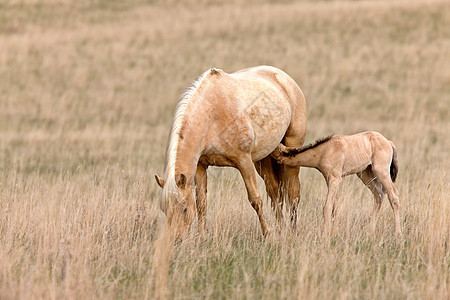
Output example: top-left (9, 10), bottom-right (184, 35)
top-left (236, 155), bottom-right (271, 237)
top-left (195, 164), bottom-right (208, 236)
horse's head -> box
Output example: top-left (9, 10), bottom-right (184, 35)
top-left (155, 173), bottom-right (196, 236)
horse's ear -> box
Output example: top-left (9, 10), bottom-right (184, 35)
top-left (155, 174), bottom-right (164, 188)
top-left (176, 173), bottom-right (187, 189)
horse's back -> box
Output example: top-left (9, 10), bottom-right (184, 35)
top-left (230, 66), bottom-right (305, 105)
top-left (232, 66), bottom-right (307, 147)
top-left (198, 66), bottom-right (306, 162)
top-left (228, 66), bottom-right (305, 160)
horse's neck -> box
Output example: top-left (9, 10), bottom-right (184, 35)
top-left (174, 138), bottom-right (202, 180)
top-left (172, 109), bottom-right (209, 182)
top-left (165, 68), bottom-right (221, 182)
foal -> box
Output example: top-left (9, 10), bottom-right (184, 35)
top-left (272, 131), bottom-right (401, 235)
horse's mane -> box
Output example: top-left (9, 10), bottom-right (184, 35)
top-left (160, 69), bottom-right (212, 211)
top-left (164, 69), bottom-right (212, 172)
top-left (285, 134), bottom-right (334, 156)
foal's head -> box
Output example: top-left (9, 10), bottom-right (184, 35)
top-left (155, 173), bottom-right (196, 236)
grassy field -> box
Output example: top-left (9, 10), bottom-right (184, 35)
top-left (0, 0), bottom-right (449, 299)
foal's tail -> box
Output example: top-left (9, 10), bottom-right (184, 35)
top-left (389, 141), bottom-right (398, 182)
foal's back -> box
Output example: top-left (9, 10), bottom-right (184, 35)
top-left (332, 131), bottom-right (392, 176)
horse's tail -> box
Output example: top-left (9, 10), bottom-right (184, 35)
top-left (389, 141), bottom-right (398, 182)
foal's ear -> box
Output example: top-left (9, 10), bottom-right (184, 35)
top-left (155, 174), bottom-right (164, 188)
top-left (175, 173), bottom-right (187, 189)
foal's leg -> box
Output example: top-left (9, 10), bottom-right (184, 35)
top-left (357, 168), bottom-right (385, 233)
top-left (255, 157), bottom-right (283, 226)
top-left (195, 164), bottom-right (208, 236)
top-left (323, 175), bottom-right (341, 235)
top-left (237, 155), bottom-right (271, 237)
top-left (372, 165), bottom-right (402, 235)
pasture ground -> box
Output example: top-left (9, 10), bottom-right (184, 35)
top-left (0, 0), bottom-right (449, 298)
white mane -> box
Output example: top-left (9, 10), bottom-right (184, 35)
top-left (160, 68), bottom-right (212, 212)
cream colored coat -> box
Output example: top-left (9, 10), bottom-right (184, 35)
top-left (156, 66), bottom-right (307, 237)
top-left (273, 131), bottom-right (401, 235)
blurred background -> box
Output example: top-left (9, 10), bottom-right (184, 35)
top-left (0, 0), bottom-right (448, 298)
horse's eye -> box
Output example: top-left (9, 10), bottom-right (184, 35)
top-left (183, 207), bottom-right (187, 214)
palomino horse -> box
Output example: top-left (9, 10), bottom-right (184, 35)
top-left (272, 131), bottom-right (401, 235)
top-left (155, 66), bottom-right (307, 237)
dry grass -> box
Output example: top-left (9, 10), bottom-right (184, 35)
top-left (0, 0), bottom-right (449, 299)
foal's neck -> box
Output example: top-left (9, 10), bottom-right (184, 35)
top-left (289, 146), bottom-right (324, 169)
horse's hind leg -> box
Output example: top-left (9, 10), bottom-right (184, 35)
top-left (195, 164), bottom-right (208, 236)
top-left (357, 167), bottom-right (385, 233)
top-left (280, 165), bottom-right (301, 228)
top-left (237, 155), bottom-right (271, 237)
top-left (372, 164), bottom-right (402, 235)
top-left (281, 127), bottom-right (306, 229)
top-left (255, 157), bottom-right (283, 226)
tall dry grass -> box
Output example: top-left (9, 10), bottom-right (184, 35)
top-left (0, 0), bottom-right (449, 299)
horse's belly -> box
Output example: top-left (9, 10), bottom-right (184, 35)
top-left (245, 96), bottom-right (291, 162)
